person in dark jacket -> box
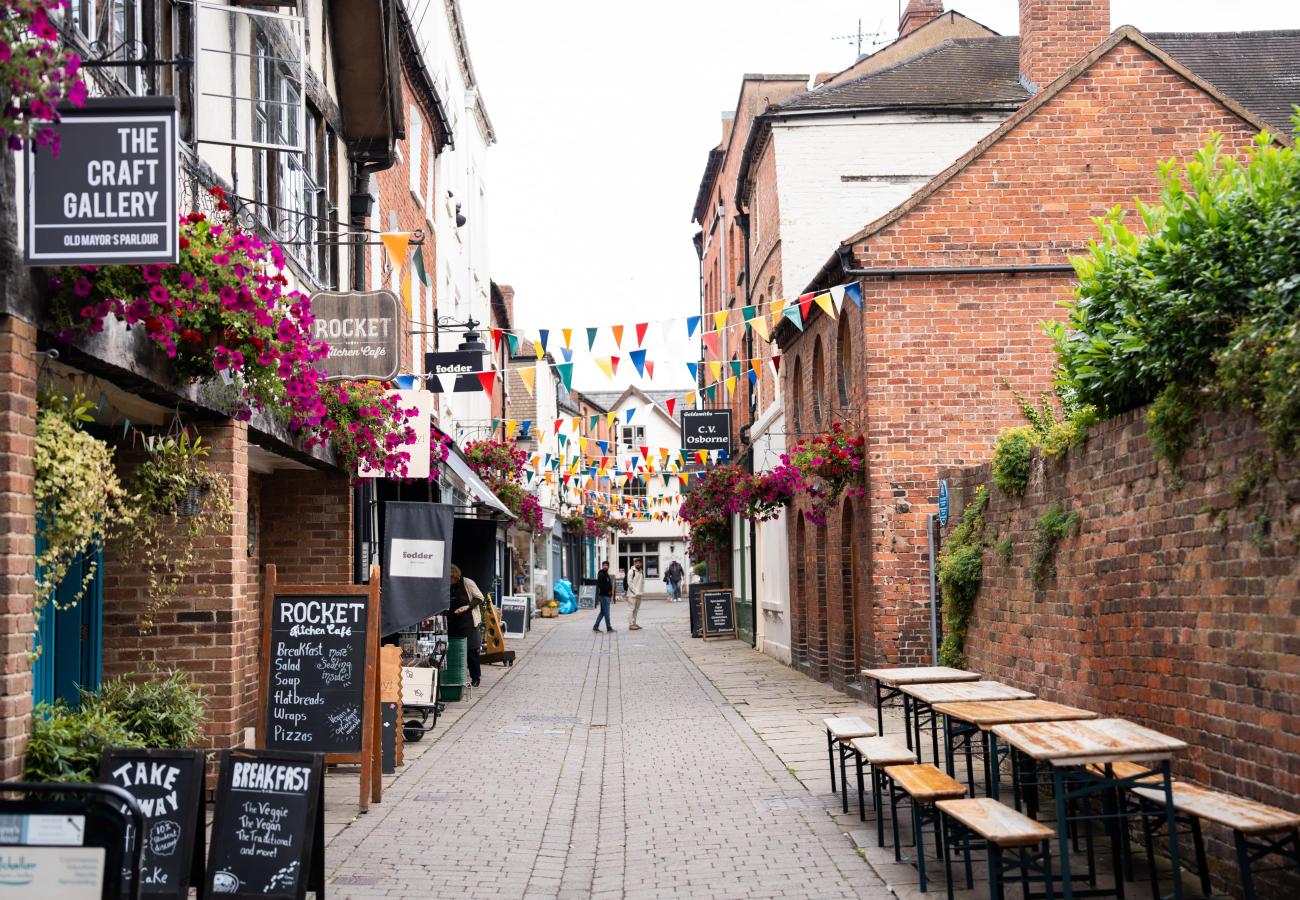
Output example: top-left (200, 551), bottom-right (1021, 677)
top-left (447, 564), bottom-right (484, 686)
top-left (594, 561), bottom-right (614, 633)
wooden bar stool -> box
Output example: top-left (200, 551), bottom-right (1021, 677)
top-left (847, 736), bottom-right (916, 838)
top-left (937, 797), bottom-right (1056, 900)
top-left (884, 764), bottom-right (966, 893)
top-left (823, 716), bottom-right (876, 811)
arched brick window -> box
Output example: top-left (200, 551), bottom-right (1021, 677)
top-left (811, 339), bottom-right (825, 427)
top-left (790, 356), bottom-right (803, 435)
top-left (836, 312), bottom-right (853, 408)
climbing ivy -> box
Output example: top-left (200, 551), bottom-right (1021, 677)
top-left (1029, 501), bottom-right (1081, 589)
top-left (937, 485), bottom-right (988, 668)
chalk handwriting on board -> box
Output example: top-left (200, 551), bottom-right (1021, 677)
top-left (212, 869), bottom-right (242, 893)
top-left (148, 820), bottom-right (180, 857)
top-left (327, 704), bottom-right (362, 741)
top-left (265, 860), bottom-right (300, 892)
top-left (316, 652), bottom-right (353, 685)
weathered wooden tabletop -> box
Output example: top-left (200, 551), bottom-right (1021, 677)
top-left (902, 680), bottom-right (1036, 704)
top-left (1131, 782), bottom-right (1300, 835)
top-left (860, 666), bottom-right (982, 687)
top-left (935, 798), bottom-right (1056, 848)
top-left (931, 699), bottom-right (1097, 729)
top-left (991, 718), bottom-right (1187, 766)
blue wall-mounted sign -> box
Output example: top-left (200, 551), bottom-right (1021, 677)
top-left (938, 480), bottom-right (950, 527)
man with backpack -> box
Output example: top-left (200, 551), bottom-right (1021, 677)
top-left (664, 559), bottom-right (684, 602)
top-left (626, 559), bottom-right (646, 630)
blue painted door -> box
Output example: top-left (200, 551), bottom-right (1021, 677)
top-left (32, 544), bottom-right (104, 707)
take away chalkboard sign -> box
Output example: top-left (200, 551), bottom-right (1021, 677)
top-left (205, 749), bottom-right (324, 900)
top-left (701, 589), bottom-right (736, 639)
top-left (260, 564), bottom-right (382, 812)
top-left (99, 748), bottom-right (205, 898)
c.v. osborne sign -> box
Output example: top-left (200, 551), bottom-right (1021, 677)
top-left (310, 290), bottom-right (401, 381)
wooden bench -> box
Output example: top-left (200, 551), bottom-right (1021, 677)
top-left (1129, 781), bottom-right (1300, 900)
top-left (847, 737), bottom-right (916, 838)
top-left (882, 764), bottom-right (966, 893)
top-left (936, 798), bottom-right (1056, 900)
top-left (822, 716), bottom-right (877, 812)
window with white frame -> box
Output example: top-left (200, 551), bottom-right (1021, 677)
top-left (620, 425), bottom-right (644, 451)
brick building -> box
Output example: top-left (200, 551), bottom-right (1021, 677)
top-left (777, 2), bottom-right (1298, 687)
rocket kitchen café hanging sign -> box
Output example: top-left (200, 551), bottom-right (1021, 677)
top-left (310, 290), bottom-right (401, 381)
top-left (24, 96), bottom-right (179, 266)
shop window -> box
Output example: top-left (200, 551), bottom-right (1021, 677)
top-left (618, 540), bottom-right (660, 579)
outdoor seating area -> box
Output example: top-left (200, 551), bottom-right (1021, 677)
top-left (847, 667), bottom-right (1300, 898)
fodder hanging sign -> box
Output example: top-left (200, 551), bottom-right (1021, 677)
top-left (24, 96), bottom-right (179, 266)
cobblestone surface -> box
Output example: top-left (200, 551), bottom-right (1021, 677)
top-left (325, 599), bottom-right (892, 899)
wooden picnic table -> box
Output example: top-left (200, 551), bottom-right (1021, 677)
top-left (901, 681), bottom-right (1036, 764)
top-left (858, 666), bottom-right (982, 755)
top-left (990, 718), bottom-right (1188, 900)
top-left (930, 700), bottom-right (1098, 799)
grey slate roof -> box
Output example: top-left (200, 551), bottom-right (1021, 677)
top-left (771, 37), bottom-right (1029, 113)
top-left (769, 31), bottom-right (1300, 134)
top-left (1147, 31), bottom-right (1300, 134)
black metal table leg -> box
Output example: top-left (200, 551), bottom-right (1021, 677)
top-left (856, 752), bottom-right (866, 821)
top-left (827, 729), bottom-right (836, 792)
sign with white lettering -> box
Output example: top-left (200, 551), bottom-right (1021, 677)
top-left (99, 748), bottom-right (206, 898)
top-left (205, 749), bottom-right (324, 900)
top-left (424, 350), bottom-right (486, 392)
top-left (0, 846), bottom-right (105, 899)
top-left (380, 501), bottom-right (454, 635)
top-left (24, 96), bottom-right (178, 266)
top-left (681, 409), bottom-right (733, 456)
top-left (259, 567), bottom-right (382, 813)
top-left (310, 290), bottom-right (401, 381)
top-left (701, 589), bottom-right (736, 640)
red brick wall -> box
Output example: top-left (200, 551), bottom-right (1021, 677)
top-left (257, 469), bottom-right (352, 585)
top-left (1018, 0), bottom-right (1110, 90)
top-left (942, 406), bottom-right (1299, 899)
top-left (778, 39), bottom-right (1266, 680)
top-left (0, 316), bottom-right (36, 779)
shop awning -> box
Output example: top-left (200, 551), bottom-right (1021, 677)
top-left (443, 443), bottom-right (515, 520)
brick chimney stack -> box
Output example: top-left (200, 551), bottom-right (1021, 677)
top-left (1019, 0), bottom-right (1111, 91)
top-left (899, 0), bottom-right (944, 38)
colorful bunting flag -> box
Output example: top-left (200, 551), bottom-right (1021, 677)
top-left (611, 324), bottom-right (624, 347)
top-left (555, 362), bottom-right (573, 390)
top-left (630, 349), bottom-right (647, 377)
top-left (702, 331), bottom-right (720, 357)
top-left (561, 328), bottom-right (573, 349)
top-left (814, 292), bottom-right (836, 319)
top-left (476, 371), bottom-right (495, 396)
top-left (686, 315), bottom-right (701, 338)
top-left (519, 366), bottom-right (536, 396)
top-left (380, 231), bottom-right (410, 269)
top-left (635, 322), bottom-right (649, 346)
top-left (595, 357), bottom-right (615, 380)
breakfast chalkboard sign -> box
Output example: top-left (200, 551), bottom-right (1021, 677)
top-left (205, 749), bottom-right (324, 900)
top-left (260, 564), bottom-right (382, 812)
top-left (99, 748), bottom-right (206, 898)
top-left (701, 589), bottom-right (736, 639)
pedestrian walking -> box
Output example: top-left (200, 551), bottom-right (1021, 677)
top-left (594, 560), bottom-right (615, 632)
top-left (627, 559), bottom-right (646, 630)
top-left (664, 559), bottom-right (684, 601)
top-left (447, 564), bottom-right (484, 687)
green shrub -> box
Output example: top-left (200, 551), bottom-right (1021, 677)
top-left (992, 427), bottom-right (1037, 495)
top-left (994, 536), bottom-right (1013, 569)
top-left (84, 670), bottom-right (207, 749)
top-left (1049, 129), bottom-right (1300, 459)
top-left (1029, 501), bottom-right (1081, 589)
top-left (1146, 383), bottom-right (1206, 465)
top-left (24, 702), bottom-right (143, 783)
top-left (937, 486), bottom-right (988, 667)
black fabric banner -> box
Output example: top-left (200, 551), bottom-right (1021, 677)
top-left (381, 501), bottom-right (454, 635)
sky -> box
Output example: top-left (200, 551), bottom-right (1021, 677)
top-left (458, 1), bottom-right (1300, 390)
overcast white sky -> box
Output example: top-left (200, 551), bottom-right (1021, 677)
top-left (459, 1), bottom-right (1300, 390)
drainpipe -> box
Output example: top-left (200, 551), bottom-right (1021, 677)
top-left (928, 513), bottom-right (939, 665)
top-left (736, 211), bottom-right (758, 651)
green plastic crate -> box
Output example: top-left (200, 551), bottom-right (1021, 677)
top-left (442, 636), bottom-right (467, 685)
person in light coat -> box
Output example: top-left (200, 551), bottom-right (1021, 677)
top-left (626, 559), bottom-right (646, 630)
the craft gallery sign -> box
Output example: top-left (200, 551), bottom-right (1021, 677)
top-left (25, 96), bottom-right (179, 266)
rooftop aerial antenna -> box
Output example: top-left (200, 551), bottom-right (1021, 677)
top-left (833, 16), bottom-right (889, 59)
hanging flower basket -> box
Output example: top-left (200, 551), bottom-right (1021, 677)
top-left (175, 483), bottom-right (208, 517)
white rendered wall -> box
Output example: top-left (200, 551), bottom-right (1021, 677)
top-left (771, 112), bottom-right (1008, 294)
top-left (751, 405), bottom-right (790, 663)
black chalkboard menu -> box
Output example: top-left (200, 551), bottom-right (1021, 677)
top-left (701, 589), bottom-right (736, 639)
top-left (265, 593), bottom-right (370, 753)
top-left (688, 581), bottom-right (721, 638)
top-left (99, 748), bottom-right (206, 898)
top-left (206, 749), bottom-right (324, 900)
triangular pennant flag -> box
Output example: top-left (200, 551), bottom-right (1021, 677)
top-left (730, 360), bottom-right (742, 378)
top-left (708, 361), bottom-right (723, 381)
top-left (595, 357), bottom-right (614, 380)
top-left (725, 376), bottom-right (737, 397)
top-left (635, 322), bottom-right (649, 346)
top-left (401, 271), bottom-right (413, 316)
top-left (702, 331), bottom-right (720, 357)
top-left (606, 411), bottom-right (618, 428)
top-left (610, 356), bottom-right (620, 375)
top-left (751, 314), bottom-right (771, 342)
top-left (490, 328), bottom-right (503, 351)
top-left (680, 472), bottom-right (690, 486)
top-left (534, 338), bottom-right (545, 361)
top-left (815, 292), bottom-right (836, 318)
top-left (519, 366), bottom-right (536, 396)
top-left (558, 434), bottom-right (568, 449)
top-left (771, 354), bottom-right (782, 375)
top-left (437, 372), bottom-right (457, 393)
top-left (685, 391), bottom-right (696, 406)
top-left (555, 362), bottom-right (574, 391)
top-left (697, 450), bottom-right (708, 465)
top-left (704, 384), bottom-right (717, 401)
top-left (413, 245), bottom-right (431, 286)
top-left (713, 309), bottom-right (729, 334)
top-left (506, 333), bottom-right (520, 357)
top-left (538, 329), bottom-right (550, 354)
top-left (554, 419), bottom-right (564, 434)
top-left (798, 292), bottom-right (815, 322)
top-left (782, 305), bottom-right (804, 331)
top-left (686, 315), bottom-right (701, 339)
top-left (659, 447), bottom-right (670, 464)
top-left (845, 282), bottom-right (863, 309)
top-left (598, 440), bottom-right (609, 454)
top-left (645, 361), bottom-right (655, 380)
top-left (665, 398), bottom-right (676, 417)
top-left (587, 327), bottom-right (599, 350)
top-left (561, 347), bottom-right (573, 363)
top-left (520, 420), bottom-right (532, 438)
top-left (629, 349), bottom-right (647, 378)
top-left (828, 283), bottom-right (846, 313)
top-left (380, 232), bottom-right (411, 269)
top-left (771, 298), bottom-right (785, 316)
top-left (686, 362), bottom-right (698, 382)
top-left (625, 407), bottom-right (636, 424)
top-left (742, 306), bottom-right (757, 328)
top-left (561, 328), bottom-right (573, 349)
top-left (506, 420), bottom-right (519, 439)
top-left (747, 367), bottom-right (757, 386)
top-left (639, 446), bottom-right (650, 464)
top-left (476, 371), bottom-right (495, 396)
top-left (589, 415), bottom-right (600, 430)
top-left (611, 324), bottom-right (624, 347)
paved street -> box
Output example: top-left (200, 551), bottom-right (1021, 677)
top-left (324, 599), bottom-right (894, 899)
